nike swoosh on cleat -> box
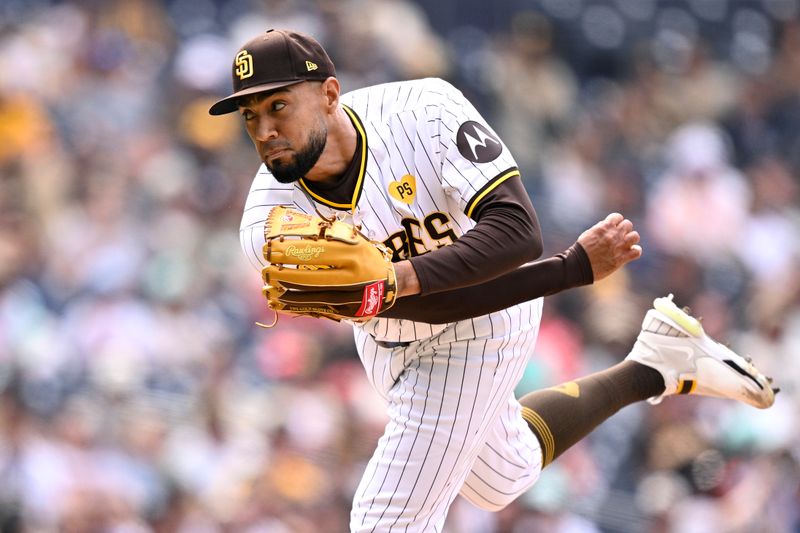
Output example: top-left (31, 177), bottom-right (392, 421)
top-left (722, 359), bottom-right (764, 390)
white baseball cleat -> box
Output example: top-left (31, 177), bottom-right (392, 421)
top-left (626, 294), bottom-right (777, 409)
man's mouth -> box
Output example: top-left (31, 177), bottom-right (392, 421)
top-left (264, 148), bottom-right (289, 161)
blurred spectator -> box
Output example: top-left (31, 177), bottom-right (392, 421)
top-left (646, 122), bottom-right (752, 264)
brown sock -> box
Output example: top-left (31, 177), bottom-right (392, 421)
top-left (519, 360), bottom-right (665, 467)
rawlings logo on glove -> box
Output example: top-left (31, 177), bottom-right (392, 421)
top-left (357, 281), bottom-right (385, 317)
top-left (259, 205), bottom-right (397, 324)
top-left (285, 244), bottom-right (325, 261)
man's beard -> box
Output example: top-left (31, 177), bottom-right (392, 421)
top-left (267, 126), bottom-right (328, 184)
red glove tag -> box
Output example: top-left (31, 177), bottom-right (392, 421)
top-left (356, 281), bottom-right (385, 317)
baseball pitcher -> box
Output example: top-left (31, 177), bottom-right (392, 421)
top-left (210, 29), bottom-right (776, 532)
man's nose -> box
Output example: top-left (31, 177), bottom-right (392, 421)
top-left (255, 118), bottom-right (278, 142)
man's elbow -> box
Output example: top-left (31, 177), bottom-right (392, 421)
top-left (527, 227), bottom-right (543, 260)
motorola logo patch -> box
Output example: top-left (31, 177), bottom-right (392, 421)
top-left (456, 121), bottom-right (502, 163)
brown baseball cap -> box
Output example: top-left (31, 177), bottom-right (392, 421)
top-left (208, 29), bottom-right (335, 116)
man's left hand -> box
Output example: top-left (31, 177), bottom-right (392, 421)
top-left (577, 212), bottom-right (642, 281)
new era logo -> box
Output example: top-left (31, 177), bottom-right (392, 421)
top-left (305, 60), bottom-right (318, 71)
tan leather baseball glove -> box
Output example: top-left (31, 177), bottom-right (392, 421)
top-left (260, 206), bottom-right (397, 323)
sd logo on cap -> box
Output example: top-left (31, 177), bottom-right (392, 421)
top-left (209, 29), bottom-right (336, 116)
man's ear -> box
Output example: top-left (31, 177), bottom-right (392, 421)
top-left (320, 77), bottom-right (341, 111)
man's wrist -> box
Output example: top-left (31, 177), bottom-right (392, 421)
top-left (394, 260), bottom-right (421, 298)
top-left (568, 242), bottom-right (594, 285)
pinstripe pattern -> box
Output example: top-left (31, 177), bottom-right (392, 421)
top-left (351, 298), bottom-right (542, 532)
top-left (459, 400), bottom-right (542, 512)
top-left (237, 78), bottom-right (544, 530)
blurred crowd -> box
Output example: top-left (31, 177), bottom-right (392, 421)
top-left (1, 0), bottom-right (799, 532)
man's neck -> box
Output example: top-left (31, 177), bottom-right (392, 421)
top-left (303, 106), bottom-right (357, 185)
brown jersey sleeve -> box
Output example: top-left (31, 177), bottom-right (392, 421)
top-left (379, 242), bottom-right (592, 323)
top-left (408, 172), bottom-right (543, 295)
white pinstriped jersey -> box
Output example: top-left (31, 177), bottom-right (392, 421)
top-left (240, 77), bottom-right (527, 342)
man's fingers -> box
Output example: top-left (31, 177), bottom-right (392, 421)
top-left (624, 230), bottom-right (640, 247)
top-left (627, 244), bottom-right (643, 260)
top-left (605, 212), bottom-right (624, 226)
top-left (617, 218), bottom-right (634, 234)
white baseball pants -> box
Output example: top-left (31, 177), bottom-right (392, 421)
top-left (350, 299), bottom-right (544, 532)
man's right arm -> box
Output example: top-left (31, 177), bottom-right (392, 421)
top-left (380, 213), bottom-right (642, 323)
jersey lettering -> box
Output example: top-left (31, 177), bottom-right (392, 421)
top-left (383, 230), bottom-right (409, 261)
top-left (382, 212), bottom-right (457, 261)
top-left (424, 212), bottom-right (458, 248)
top-left (401, 218), bottom-right (427, 258)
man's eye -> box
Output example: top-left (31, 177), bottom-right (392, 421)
top-left (242, 110), bottom-right (255, 120)
top-left (272, 102), bottom-right (286, 112)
